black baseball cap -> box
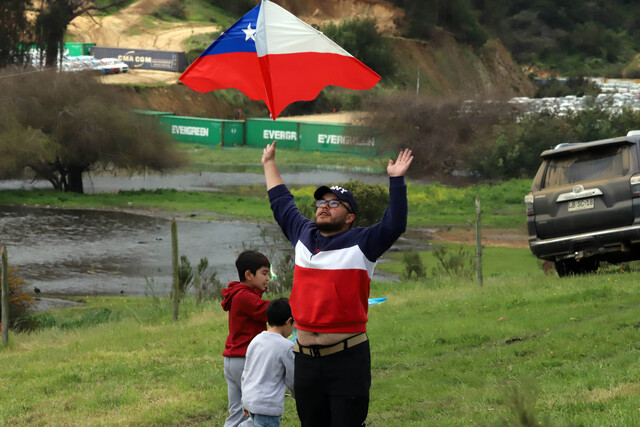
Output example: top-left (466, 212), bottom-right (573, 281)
top-left (314, 185), bottom-right (358, 215)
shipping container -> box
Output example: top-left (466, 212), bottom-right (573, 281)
top-left (63, 43), bottom-right (96, 57)
top-left (91, 47), bottom-right (186, 72)
top-left (222, 121), bottom-right (245, 147)
top-left (159, 116), bottom-right (223, 146)
top-left (245, 119), bottom-right (299, 149)
top-left (299, 122), bottom-right (377, 155)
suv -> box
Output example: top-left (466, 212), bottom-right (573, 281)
top-left (525, 131), bottom-right (640, 276)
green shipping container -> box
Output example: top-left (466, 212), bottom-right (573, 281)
top-left (83, 43), bottom-right (96, 55)
top-left (299, 122), bottom-right (377, 156)
top-left (222, 121), bottom-right (245, 147)
top-left (64, 43), bottom-right (84, 57)
top-left (159, 116), bottom-right (223, 146)
top-left (245, 119), bottom-right (299, 149)
top-left (63, 42), bottom-right (96, 56)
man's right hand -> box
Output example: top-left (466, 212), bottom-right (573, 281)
top-left (262, 141), bottom-right (284, 190)
top-left (262, 141), bottom-right (277, 165)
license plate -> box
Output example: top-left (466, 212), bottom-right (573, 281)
top-left (568, 198), bottom-right (595, 212)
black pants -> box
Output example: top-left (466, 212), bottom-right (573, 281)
top-left (294, 340), bottom-right (371, 427)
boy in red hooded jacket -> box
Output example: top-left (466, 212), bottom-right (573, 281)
top-left (221, 250), bottom-right (272, 427)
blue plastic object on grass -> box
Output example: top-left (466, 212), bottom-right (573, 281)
top-left (368, 297), bottom-right (387, 305)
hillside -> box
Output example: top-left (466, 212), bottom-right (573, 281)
top-left (66, 0), bottom-right (534, 117)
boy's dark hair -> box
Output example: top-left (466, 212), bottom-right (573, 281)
top-left (235, 250), bottom-right (270, 282)
top-left (267, 298), bottom-right (292, 326)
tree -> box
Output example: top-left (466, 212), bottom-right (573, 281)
top-left (35, 0), bottom-right (127, 68)
top-left (322, 17), bottom-right (396, 79)
top-left (0, 69), bottom-right (186, 193)
top-left (0, 0), bottom-right (32, 67)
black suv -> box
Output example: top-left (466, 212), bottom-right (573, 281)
top-left (525, 132), bottom-right (640, 276)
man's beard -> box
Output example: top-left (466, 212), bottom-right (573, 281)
top-left (315, 220), bottom-right (345, 233)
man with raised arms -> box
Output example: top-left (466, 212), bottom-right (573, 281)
top-left (262, 141), bottom-right (413, 427)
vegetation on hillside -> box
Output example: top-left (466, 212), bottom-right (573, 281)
top-left (389, 0), bottom-right (640, 76)
top-left (368, 94), bottom-right (640, 180)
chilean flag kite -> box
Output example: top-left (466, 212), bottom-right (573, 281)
top-left (179, 0), bottom-right (381, 120)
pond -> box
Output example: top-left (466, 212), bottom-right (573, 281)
top-left (0, 204), bottom-right (276, 297)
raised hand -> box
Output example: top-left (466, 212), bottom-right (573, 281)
top-left (387, 149), bottom-right (414, 177)
top-left (262, 141), bottom-right (284, 190)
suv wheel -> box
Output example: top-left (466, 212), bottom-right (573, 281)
top-left (555, 259), bottom-right (600, 277)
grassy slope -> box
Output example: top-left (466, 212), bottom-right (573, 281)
top-left (2, 266), bottom-right (640, 425)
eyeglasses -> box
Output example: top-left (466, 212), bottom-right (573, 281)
top-left (315, 199), bottom-right (353, 213)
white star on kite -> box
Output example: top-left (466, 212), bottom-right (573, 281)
top-left (242, 23), bottom-right (256, 42)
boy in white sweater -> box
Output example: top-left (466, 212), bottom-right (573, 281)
top-left (241, 298), bottom-right (295, 427)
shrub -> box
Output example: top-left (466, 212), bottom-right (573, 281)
top-left (402, 250), bottom-right (425, 280)
top-left (177, 255), bottom-right (194, 299)
top-left (193, 257), bottom-right (224, 303)
top-left (250, 227), bottom-right (295, 294)
top-left (152, 0), bottom-right (186, 20)
top-left (322, 18), bottom-right (396, 79)
top-left (0, 264), bottom-right (35, 330)
top-left (294, 181), bottom-right (389, 227)
top-left (431, 245), bottom-right (475, 278)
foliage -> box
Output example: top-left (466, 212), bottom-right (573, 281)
top-left (367, 94), bottom-right (515, 178)
top-left (33, 0), bottom-right (127, 68)
top-left (152, 0), bottom-right (186, 20)
top-left (431, 244), bottom-right (475, 278)
top-left (201, 0), bottom-right (255, 17)
top-left (0, 264), bottom-right (35, 330)
top-left (193, 257), bottom-right (224, 304)
top-left (402, 250), bottom-right (425, 280)
top-left (473, 0), bottom-right (640, 75)
top-left (321, 18), bottom-right (396, 79)
top-left (0, 0), bottom-right (32, 67)
top-left (291, 180), bottom-right (389, 227)
top-left (470, 99), bottom-right (640, 180)
top-left (534, 76), bottom-right (600, 98)
top-left (176, 255), bottom-right (194, 299)
top-left (0, 70), bottom-right (186, 193)
top-left (391, 0), bottom-right (487, 47)
top-left (247, 226), bottom-right (295, 294)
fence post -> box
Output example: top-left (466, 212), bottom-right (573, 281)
top-left (171, 219), bottom-right (179, 322)
top-left (475, 196), bottom-right (483, 287)
top-left (2, 247), bottom-right (9, 346)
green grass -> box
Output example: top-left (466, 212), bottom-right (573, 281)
top-left (0, 188), bottom-right (274, 222)
top-left (3, 267), bottom-right (640, 425)
top-left (378, 244), bottom-right (542, 279)
top-left (181, 145), bottom-right (387, 172)
top-left (0, 147), bottom-right (531, 229)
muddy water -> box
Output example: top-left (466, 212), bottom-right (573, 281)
top-left (0, 170), bottom-right (410, 298)
top-left (0, 204), bottom-right (276, 296)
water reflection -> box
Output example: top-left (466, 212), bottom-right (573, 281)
top-left (0, 205), bottom-right (273, 296)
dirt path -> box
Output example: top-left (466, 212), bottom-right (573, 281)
top-left (68, 0), bottom-right (220, 51)
top-left (427, 227), bottom-right (529, 249)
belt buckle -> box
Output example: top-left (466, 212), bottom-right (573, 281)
top-left (311, 347), bottom-right (322, 357)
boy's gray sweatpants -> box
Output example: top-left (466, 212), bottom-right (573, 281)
top-left (223, 357), bottom-right (254, 427)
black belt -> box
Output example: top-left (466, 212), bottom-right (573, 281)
top-left (293, 333), bottom-right (368, 357)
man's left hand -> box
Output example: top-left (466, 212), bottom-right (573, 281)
top-left (387, 149), bottom-right (414, 177)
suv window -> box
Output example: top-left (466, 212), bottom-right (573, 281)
top-left (542, 144), bottom-right (629, 188)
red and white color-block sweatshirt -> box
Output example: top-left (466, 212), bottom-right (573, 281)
top-left (221, 282), bottom-right (269, 357)
top-left (268, 177), bottom-right (408, 334)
